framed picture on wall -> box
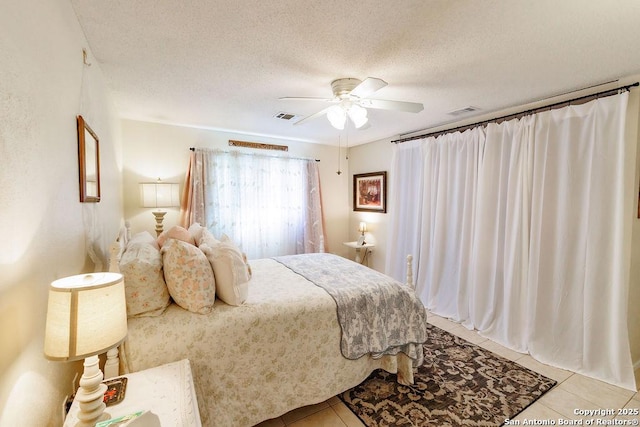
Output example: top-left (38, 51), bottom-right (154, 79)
top-left (77, 115), bottom-right (101, 202)
top-left (353, 171), bottom-right (387, 213)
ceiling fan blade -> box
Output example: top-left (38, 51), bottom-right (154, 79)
top-left (293, 106), bottom-right (333, 126)
top-left (361, 98), bottom-right (424, 113)
top-left (350, 77), bottom-right (388, 99)
top-left (279, 97), bottom-right (335, 102)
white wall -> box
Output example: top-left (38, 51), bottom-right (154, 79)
top-left (121, 120), bottom-right (352, 258)
top-left (0, 0), bottom-right (123, 425)
top-left (347, 139), bottom-right (394, 273)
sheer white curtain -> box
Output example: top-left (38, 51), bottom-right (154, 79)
top-left (387, 93), bottom-right (636, 389)
top-left (185, 149), bottom-right (325, 259)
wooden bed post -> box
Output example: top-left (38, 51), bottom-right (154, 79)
top-left (406, 255), bottom-right (415, 291)
top-left (104, 222), bottom-right (131, 379)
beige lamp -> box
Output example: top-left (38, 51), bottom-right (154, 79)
top-left (44, 272), bottom-right (127, 427)
top-left (140, 179), bottom-right (180, 236)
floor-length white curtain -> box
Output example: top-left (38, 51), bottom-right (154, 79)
top-left (467, 116), bottom-right (535, 352)
top-left (185, 149), bottom-right (325, 259)
top-left (417, 129), bottom-right (483, 321)
top-left (386, 139), bottom-right (427, 282)
top-left (387, 92), bottom-right (636, 390)
top-left (524, 94), bottom-right (633, 388)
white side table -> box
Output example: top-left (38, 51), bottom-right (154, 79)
top-left (64, 359), bottom-right (201, 427)
top-left (343, 241), bottom-right (375, 264)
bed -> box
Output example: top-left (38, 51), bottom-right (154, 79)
top-left (108, 225), bottom-right (428, 427)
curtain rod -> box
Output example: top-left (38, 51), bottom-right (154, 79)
top-left (189, 147), bottom-right (320, 162)
top-left (391, 82), bottom-right (639, 144)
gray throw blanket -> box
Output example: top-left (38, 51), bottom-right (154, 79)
top-left (274, 253), bottom-right (427, 365)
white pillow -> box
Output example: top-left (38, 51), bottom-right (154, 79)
top-left (128, 231), bottom-right (160, 251)
top-left (119, 242), bottom-right (170, 317)
top-left (162, 239), bottom-right (216, 314)
top-left (188, 223), bottom-right (207, 245)
top-left (200, 236), bottom-right (250, 306)
top-left (197, 227), bottom-right (220, 248)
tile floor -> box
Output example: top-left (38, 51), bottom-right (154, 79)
top-left (255, 312), bottom-right (640, 427)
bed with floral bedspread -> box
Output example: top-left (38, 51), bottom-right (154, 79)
top-left (111, 227), bottom-right (427, 427)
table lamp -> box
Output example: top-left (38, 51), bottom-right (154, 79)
top-left (44, 272), bottom-right (127, 427)
top-left (140, 179), bottom-right (180, 236)
top-left (357, 222), bottom-right (367, 246)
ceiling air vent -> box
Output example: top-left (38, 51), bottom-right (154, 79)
top-left (274, 112), bottom-right (300, 121)
top-left (448, 106), bottom-right (480, 116)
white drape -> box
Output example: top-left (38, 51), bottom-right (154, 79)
top-left (387, 93), bottom-right (636, 390)
top-left (188, 149), bottom-right (325, 259)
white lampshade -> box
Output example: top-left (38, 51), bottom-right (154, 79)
top-left (347, 104), bottom-right (368, 129)
top-left (327, 105), bottom-right (347, 130)
top-left (44, 273), bottom-right (127, 361)
top-left (358, 222), bottom-right (367, 233)
top-left (140, 181), bottom-right (180, 208)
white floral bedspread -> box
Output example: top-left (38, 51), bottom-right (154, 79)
top-left (275, 253), bottom-right (427, 363)
top-left (121, 258), bottom-right (412, 427)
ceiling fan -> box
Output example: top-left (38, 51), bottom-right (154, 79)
top-left (280, 77), bottom-right (424, 130)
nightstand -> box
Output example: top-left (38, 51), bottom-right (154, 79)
top-left (63, 359), bottom-right (201, 427)
top-left (343, 241), bottom-right (375, 264)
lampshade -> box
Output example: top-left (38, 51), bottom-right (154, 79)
top-left (327, 105), bottom-right (347, 130)
top-left (358, 222), bottom-right (367, 233)
top-left (44, 272), bottom-right (127, 361)
top-left (347, 104), bottom-right (368, 129)
top-left (140, 181), bottom-right (180, 208)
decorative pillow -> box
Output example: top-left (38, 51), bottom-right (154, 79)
top-left (157, 226), bottom-right (195, 248)
top-left (188, 223), bottom-right (207, 245)
top-left (162, 239), bottom-right (216, 314)
top-left (128, 231), bottom-right (160, 251)
top-left (197, 227), bottom-right (220, 248)
top-left (119, 242), bottom-right (170, 317)
top-left (200, 235), bottom-right (251, 306)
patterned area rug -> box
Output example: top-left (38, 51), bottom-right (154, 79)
top-left (340, 323), bottom-right (557, 426)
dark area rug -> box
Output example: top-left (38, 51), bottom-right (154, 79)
top-left (340, 323), bottom-right (557, 427)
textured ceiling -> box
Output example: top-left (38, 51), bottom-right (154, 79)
top-left (70, 0), bottom-right (640, 146)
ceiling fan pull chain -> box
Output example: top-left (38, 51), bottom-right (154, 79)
top-left (336, 134), bottom-right (342, 175)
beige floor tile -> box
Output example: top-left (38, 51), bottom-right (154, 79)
top-left (511, 402), bottom-right (563, 422)
top-left (281, 402), bottom-right (330, 425)
top-left (559, 374), bottom-right (635, 409)
top-left (326, 396), bottom-right (341, 406)
top-left (538, 387), bottom-right (613, 421)
top-left (448, 325), bottom-right (487, 345)
top-left (427, 314), bottom-right (458, 331)
top-left (287, 407), bottom-right (347, 427)
top-left (255, 417), bottom-right (286, 427)
top-left (331, 402), bottom-right (366, 427)
top-left (477, 339), bottom-right (526, 362)
top-left (615, 398), bottom-right (640, 422)
top-left (515, 355), bottom-right (573, 383)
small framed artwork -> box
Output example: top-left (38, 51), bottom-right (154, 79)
top-left (354, 171), bottom-right (387, 213)
top-left (103, 377), bottom-right (127, 406)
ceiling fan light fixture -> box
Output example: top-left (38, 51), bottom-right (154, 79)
top-left (327, 105), bottom-right (347, 130)
top-left (347, 104), bottom-right (368, 129)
